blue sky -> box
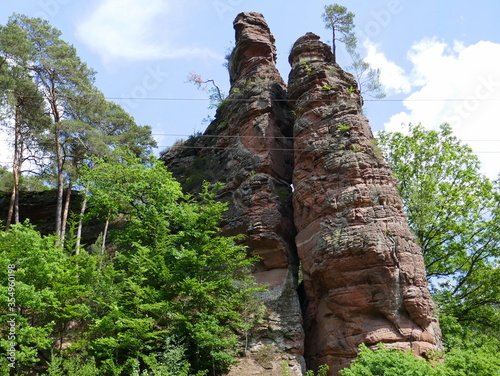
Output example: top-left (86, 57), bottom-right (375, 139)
top-left (1, 0), bottom-right (499, 179)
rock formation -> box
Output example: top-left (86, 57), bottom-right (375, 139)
top-left (162, 12), bottom-right (441, 376)
top-left (0, 11), bottom-right (443, 376)
top-left (287, 32), bottom-right (441, 374)
top-left (161, 12), bottom-right (305, 375)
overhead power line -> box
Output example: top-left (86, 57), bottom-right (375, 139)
top-left (155, 144), bottom-right (500, 154)
top-left (4, 90), bottom-right (500, 103)
top-left (109, 97), bottom-right (500, 103)
top-left (151, 132), bottom-right (500, 143)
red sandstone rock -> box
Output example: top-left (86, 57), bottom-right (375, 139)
top-left (162, 12), bottom-right (305, 375)
top-left (287, 32), bottom-right (441, 375)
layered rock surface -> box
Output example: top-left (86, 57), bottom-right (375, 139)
top-left (161, 12), bottom-right (305, 375)
top-left (287, 33), bottom-right (441, 375)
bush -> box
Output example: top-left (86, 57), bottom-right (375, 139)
top-left (339, 344), bottom-right (444, 376)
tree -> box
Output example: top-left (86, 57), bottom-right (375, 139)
top-left (186, 72), bottom-right (226, 125)
top-left (3, 15), bottom-right (156, 243)
top-left (70, 102), bottom-right (156, 253)
top-left (7, 14), bottom-right (100, 240)
top-left (81, 156), bottom-right (263, 374)
top-left (187, 72), bottom-right (225, 110)
top-left (0, 222), bottom-right (96, 374)
top-left (0, 20), bottom-right (51, 229)
top-left (0, 158), bottom-right (264, 375)
top-left (346, 47), bottom-right (385, 99)
top-left (321, 5), bottom-right (385, 100)
top-left (321, 4), bottom-right (356, 64)
top-left (377, 123), bottom-right (500, 331)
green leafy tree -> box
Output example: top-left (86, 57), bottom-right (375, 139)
top-left (321, 4), bottom-right (356, 63)
top-left (71, 102), bottom-right (156, 252)
top-left (377, 123), bottom-right (500, 332)
top-left (0, 222), bottom-right (99, 375)
top-left (81, 156), bottom-right (263, 374)
top-left (1, 157), bottom-right (264, 375)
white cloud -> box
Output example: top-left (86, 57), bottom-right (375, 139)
top-left (381, 38), bottom-right (500, 180)
top-left (76, 0), bottom-right (220, 63)
top-left (364, 40), bottom-right (412, 94)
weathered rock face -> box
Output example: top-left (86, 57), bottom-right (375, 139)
top-left (0, 190), bottom-right (101, 245)
top-left (287, 32), bottom-right (441, 375)
top-left (161, 12), bottom-right (305, 375)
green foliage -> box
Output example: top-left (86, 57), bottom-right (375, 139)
top-left (346, 48), bottom-right (385, 99)
top-left (340, 341), bottom-right (500, 376)
top-left (291, 107), bottom-right (304, 117)
top-left (437, 314), bottom-right (500, 375)
top-left (377, 123), bottom-right (500, 375)
top-left (339, 344), bottom-right (444, 376)
top-left (47, 354), bottom-right (100, 376)
top-left (337, 123), bottom-right (351, 133)
top-left (80, 155), bottom-right (263, 374)
top-left (306, 364), bottom-right (330, 376)
top-left (0, 222), bottom-right (97, 374)
top-left (299, 57), bottom-right (313, 74)
top-left (442, 340), bottom-right (500, 376)
top-left (377, 123), bottom-right (500, 331)
top-left (0, 156), bottom-right (263, 375)
top-left (280, 361), bottom-right (291, 376)
top-left (350, 144), bottom-right (361, 152)
top-left (322, 4), bottom-right (356, 62)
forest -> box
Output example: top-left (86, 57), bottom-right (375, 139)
top-left (1, 8), bottom-right (500, 376)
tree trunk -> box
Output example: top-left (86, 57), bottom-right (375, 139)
top-left (60, 181), bottom-right (72, 247)
top-left (5, 186), bottom-right (16, 231)
top-left (101, 210), bottom-right (111, 257)
top-left (55, 123), bottom-right (64, 240)
top-left (332, 28), bottom-right (336, 64)
top-left (75, 185), bottom-right (89, 254)
top-left (6, 108), bottom-right (21, 230)
top-left (5, 160), bottom-right (17, 230)
top-left (99, 211), bottom-right (111, 269)
top-left (13, 162), bottom-right (20, 225)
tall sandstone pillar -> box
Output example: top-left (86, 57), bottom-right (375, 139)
top-left (162, 12), bottom-right (305, 375)
top-left (287, 33), bottom-right (441, 375)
